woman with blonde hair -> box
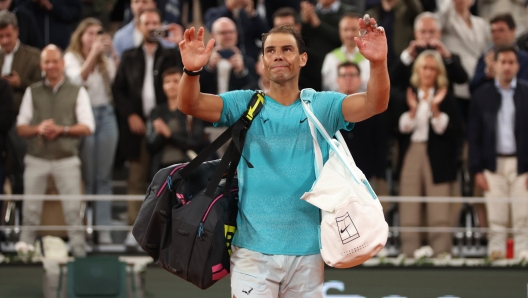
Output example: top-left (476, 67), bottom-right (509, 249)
top-left (64, 18), bottom-right (118, 244)
top-left (397, 50), bottom-right (462, 257)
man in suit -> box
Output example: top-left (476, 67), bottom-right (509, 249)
top-left (470, 13), bottom-right (528, 94)
top-left (112, 8), bottom-right (182, 241)
top-left (200, 17), bottom-right (255, 95)
top-left (469, 45), bottom-right (528, 260)
top-left (0, 10), bottom-right (41, 196)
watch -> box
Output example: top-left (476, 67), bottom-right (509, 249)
top-left (183, 67), bottom-right (203, 76)
top-left (63, 126), bottom-right (69, 135)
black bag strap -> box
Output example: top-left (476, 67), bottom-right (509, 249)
top-left (177, 90), bottom-right (265, 180)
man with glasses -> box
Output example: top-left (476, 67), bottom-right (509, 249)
top-left (199, 17), bottom-right (255, 95)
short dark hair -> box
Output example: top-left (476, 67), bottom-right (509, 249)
top-left (272, 7), bottom-right (301, 25)
top-left (490, 13), bottom-right (516, 30)
top-left (261, 25), bottom-right (306, 54)
top-left (162, 66), bottom-right (183, 80)
top-left (338, 61), bottom-right (361, 75)
top-left (494, 45), bottom-right (519, 61)
top-left (138, 8), bottom-right (162, 23)
top-left (0, 10), bottom-right (18, 29)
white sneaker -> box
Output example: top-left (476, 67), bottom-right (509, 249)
top-left (124, 231), bottom-right (137, 247)
top-left (98, 231), bottom-right (113, 244)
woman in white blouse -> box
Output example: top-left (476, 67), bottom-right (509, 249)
top-left (397, 50), bottom-right (462, 257)
top-left (64, 18), bottom-right (118, 244)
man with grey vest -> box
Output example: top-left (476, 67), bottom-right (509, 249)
top-left (16, 45), bottom-right (94, 257)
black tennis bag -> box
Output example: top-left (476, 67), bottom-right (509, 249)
top-left (132, 91), bottom-right (265, 289)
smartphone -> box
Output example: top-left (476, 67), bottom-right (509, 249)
top-left (217, 49), bottom-right (235, 59)
top-left (149, 28), bottom-right (170, 40)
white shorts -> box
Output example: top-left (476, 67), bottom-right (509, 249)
top-left (230, 246), bottom-right (324, 298)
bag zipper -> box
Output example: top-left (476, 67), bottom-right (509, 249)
top-left (198, 188), bottom-right (238, 238)
top-left (157, 164), bottom-right (187, 197)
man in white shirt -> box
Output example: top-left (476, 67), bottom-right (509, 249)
top-left (113, 9), bottom-right (182, 243)
top-left (322, 12), bottom-right (370, 91)
top-left (199, 17), bottom-right (254, 95)
top-left (16, 45), bottom-right (95, 257)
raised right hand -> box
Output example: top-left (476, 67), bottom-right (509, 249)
top-left (179, 27), bottom-right (216, 72)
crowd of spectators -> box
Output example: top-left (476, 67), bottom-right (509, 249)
top-left (0, 0), bottom-right (527, 260)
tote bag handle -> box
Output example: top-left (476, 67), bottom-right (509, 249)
top-left (299, 89), bottom-right (360, 184)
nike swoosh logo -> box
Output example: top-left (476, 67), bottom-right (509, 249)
top-left (300, 118), bottom-right (307, 123)
top-left (340, 225), bottom-right (350, 233)
top-left (262, 118), bottom-right (269, 123)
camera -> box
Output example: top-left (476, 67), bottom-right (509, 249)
top-left (217, 49), bottom-right (235, 59)
top-left (149, 28), bottom-right (170, 41)
top-left (416, 44), bottom-right (436, 55)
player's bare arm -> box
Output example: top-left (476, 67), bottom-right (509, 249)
top-left (177, 27), bottom-right (224, 123)
top-left (342, 15), bottom-right (390, 123)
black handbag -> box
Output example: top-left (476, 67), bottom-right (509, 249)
top-left (132, 91), bottom-right (265, 289)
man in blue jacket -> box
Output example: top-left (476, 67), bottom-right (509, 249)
top-left (470, 13), bottom-right (528, 94)
top-left (469, 45), bottom-right (528, 261)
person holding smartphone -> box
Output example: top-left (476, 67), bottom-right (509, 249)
top-left (64, 18), bottom-right (118, 244)
top-left (200, 17), bottom-right (255, 95)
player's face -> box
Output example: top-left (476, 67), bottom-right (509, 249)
top-left (261, 33), bottom-right (307, 83)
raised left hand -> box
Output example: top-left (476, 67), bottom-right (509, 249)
top-left (355, 15), bottom-right (387, 65)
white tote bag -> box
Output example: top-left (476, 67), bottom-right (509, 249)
top-left (300, 89), bottom-right (388, 268)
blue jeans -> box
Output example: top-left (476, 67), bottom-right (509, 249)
top-left (80, 104), bottom-right (118, 227)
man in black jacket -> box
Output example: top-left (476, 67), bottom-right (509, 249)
top-left (390, 12), bottom-right (468, 94)
top-left (469, 46), bottom-right (528, 260)
top-left (112, 8), bottom-right (182, 236)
